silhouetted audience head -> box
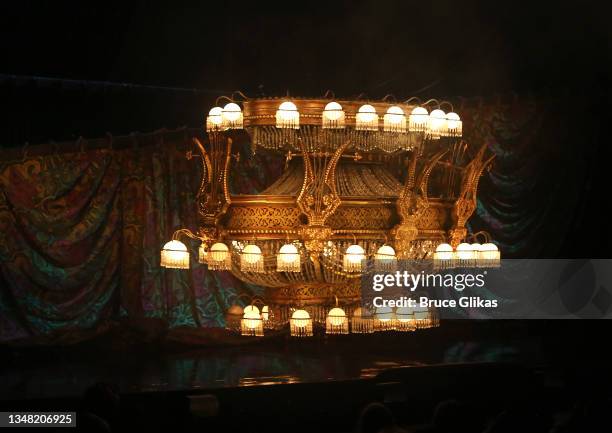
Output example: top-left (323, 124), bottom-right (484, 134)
top-left (484, 406), bottom-right (548, 433)
top-left (81, 382), bottom-right (120, 422)
top-left (357, 402), bottom-right (404, 433)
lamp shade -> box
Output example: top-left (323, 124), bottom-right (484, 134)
top-left (241, 305), bottom-right (264, 336)
top-left (160, 240), bottom-right (190, 269)
top-left (206, 106), bottom-right (223, 131)
top-left (374, 306), bottom-right (395, 331)
top-left (383, 106), bottom-right (407, 133)
top-left (456, 242), bottom-right (476, 267)
top-left (351, 307), bottom-right (374, 334)
top-left (322, 101), bottom-right (345, 128)
top-left (470, 243), bottom-right (482, 266)
top-left (208, 242), bottom-right (231, 270)
top-left (198, 243), bottom-right (208, 264)
top-left (222, 102), bottom-right (243, 129)
top-left (275, 101), bottom-right (300, 129)
top-left (414, 304), bottom-right (438, 329)
top-left (290, 309), bottom-right (313, 337)
top-left (428, 109), bottom-right (446, 139)
top-left (409, 106), bottom-right (429, 132)
top-left (479, 243), bottom-right (501, 267)
top-left (241, 244), bottom-right (264, 272)
top-left (355, 104), bottom-right (379, 131)
top-left (395, 305), bottom-right (416, 331)
top-left (445, 112), bottom-right (462, 137)
top-left (277, 243), bottom-right (300, 272)
top-left (326, 307), bottom-right (348, 334)
top-left (261, 305), bottom-right (275, 329)
top-left (374, 245), bottom-right (397, 271)
top-left (433, 243), bottom-right (454, 269)
top-left (225, 304), bottom-right (243, 331)
top-left (343, 244), bottom-right (366, 272)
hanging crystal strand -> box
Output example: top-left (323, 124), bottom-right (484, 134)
top-left (351, 307), bottom-right (374, 333)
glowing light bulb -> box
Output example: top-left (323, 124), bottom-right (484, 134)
top-left (356, 104), bottom-right (378, 131)
top-left (160, 240), bottom-right (190, 269)
top-left (242, 244), bottom-right (262, 264)
top-left (222, 102), bottom-right (243, 129)
top-left (384, 106), bottom-right (407, 132)
top-left (409, 106), bottom-right (429, 132)
top-left (276, 101), bottom-right (299, 129)
top-left (428, 109), bottom-right (447, 138)
top-left (445, 112), bottom-right (462, 136)
top-left (242, 305), bottom-right (261, 329)
top-left (327, 307), bottom-right (346, 327)
top-left (206, 106), bottom-right (223, 131)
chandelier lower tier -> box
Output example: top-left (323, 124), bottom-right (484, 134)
top-left (161, 96), bottom-right (500, 337)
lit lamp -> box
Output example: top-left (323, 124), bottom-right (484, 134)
top-left (221, 102), bottom-right (243, 129)
top-left (479, 243), bottom-right (501, 268)
top-left (351, 307), bottom-right (374, 334)
top-left (205, 106), bottom-right (224, 131)
top-left (470, 243), bottom-right (481, 266)
top-left (374, 245), bottom-right (397, 272)
top-left (198, 243), bottom-right (208, 264)
top-left (322, 101), bottom-right (345, 129)
top-left (383, 106), bottom-right (407, 133)
top-left (433, 243), bottom-right (454, 270)
top-left (290, 309), bottom-right (313, 337)
top-left (241, 305), bottom-right (264, 337)
top-left (225, 304), bottom-right (243, 332)
top-left (445, 112), bottom-right (462, 137)
top-left (355, 104), bottom-right (379, 131)
top-left (374, 306), bottom-right (395, 331)
top-left (343, 244), bottom-right (366, 272)
top-left (275, 101), bottom-right (300, 129)
top-left (413, 304), bottom-right (432, 329)
top-left (428, 109), bottom-right (447, 139)
top-left (261, 305), bottom-right (275, 329)
top-left (240, 244), bottom-right (264, 272)
top-left (207, 242), bottom-right (231, 271)
top-left (408, 106), bottom-right (429, 132)
top-left (395, 306), bottom-right (416, 332)
top-left (455, 242), bottom-right (476, 267)
top-left (160, 240), bottom-right (190, 269)
top-left (326, 307), bottom-right (349, 335)
top-left (277, 243), bottom-right (300, 272)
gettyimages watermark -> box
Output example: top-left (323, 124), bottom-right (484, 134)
top-left (360, 259), bottom-right (612, 319)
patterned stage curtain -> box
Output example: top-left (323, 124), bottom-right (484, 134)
top-left (0, 98), bottom-right (589, 344)
top-left (0, 130), bottom-right (279, 343)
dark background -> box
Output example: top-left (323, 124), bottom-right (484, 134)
top-left (1, 1), bottom-right (607, 142)
top-left (0, 0), bottom-right (609, 255)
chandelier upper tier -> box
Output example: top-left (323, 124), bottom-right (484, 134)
top-left (160, 95), bottom-right (500, 337)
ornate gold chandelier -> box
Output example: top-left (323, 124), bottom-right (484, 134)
top-left (160, 95), bottom-right (500, 337)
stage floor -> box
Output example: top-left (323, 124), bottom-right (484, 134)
top-left (0, 324), bottom-right (544, 401)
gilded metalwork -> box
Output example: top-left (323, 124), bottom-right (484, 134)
top-left (449, 143), bottom-right (494, 247)
top-left (296, 139), bottom-right (349, 227)
top-left (392, 150), bottom-right (447, 257)
top-left (166, 96), bottom-right (495, 333)
top-left (193, 135), bottom-right (233, 240)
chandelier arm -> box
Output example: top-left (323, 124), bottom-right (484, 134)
top-left (422, 99), bottom-right (441, 109)
top-left (172, 228), bottom-right (204, 242)
top-left (231, 90), bottom-right (250, 101)
top-left (439, 101), bottom-right (455, 112)
top-left (465, 231), bottom-right (492, 244)
top-left (403, 96), bottom-right (422, 105)
top-left (215, 95), bottom-right (235, 106)
top-left (222, 137), bottom-right (233, 208)
top-left (193, 137), bottom-right (212, 186)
